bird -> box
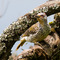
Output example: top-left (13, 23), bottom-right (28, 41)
top-left (16, 13), bottom-right (51, 50)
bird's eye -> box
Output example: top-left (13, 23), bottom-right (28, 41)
top-left (41, 15), bottom-right (45, 17)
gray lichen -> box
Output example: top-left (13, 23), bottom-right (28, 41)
top-left (0, 1), bottom-right (60, 60)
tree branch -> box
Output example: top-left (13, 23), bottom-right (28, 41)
top-left (0, 1), bottom-right (60, 60)
top-left (15, 33), bottom-right (60, 60)
top-left (14, 13), bottom-right (60, 60)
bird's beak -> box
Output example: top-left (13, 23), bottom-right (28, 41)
top-left (36, 14), bottom-right (44, 25)
top-left (35, 15), bottom-right (41, 18)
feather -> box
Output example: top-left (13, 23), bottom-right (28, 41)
top-left (22, 22), bottom-right (39, 37)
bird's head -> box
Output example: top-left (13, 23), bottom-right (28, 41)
top-left (36, 13), bottom-right (47, 25)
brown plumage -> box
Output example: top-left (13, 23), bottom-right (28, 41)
top-left (16, 13), bottom-right (51, 50)
top-left (22, 22), bottom-right (39, 37)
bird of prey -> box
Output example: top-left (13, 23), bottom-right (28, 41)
top-left (16, 13), bottom-right (51, 50)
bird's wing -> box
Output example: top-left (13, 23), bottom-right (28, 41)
top-left (22, 22), bottom-right (39, 37)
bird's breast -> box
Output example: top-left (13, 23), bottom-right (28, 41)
top-left (27, 24), bottom-right (50, 43)
top-left (31, 25), bottom-right (50, 42)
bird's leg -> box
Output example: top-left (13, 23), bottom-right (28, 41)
top-left (34, 42), bottom-right (40, 45)
top-left (34, 42), bottom-right (43, 47)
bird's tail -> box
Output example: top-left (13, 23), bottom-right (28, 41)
top-left (16, 38), bottom-right (26, 51)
